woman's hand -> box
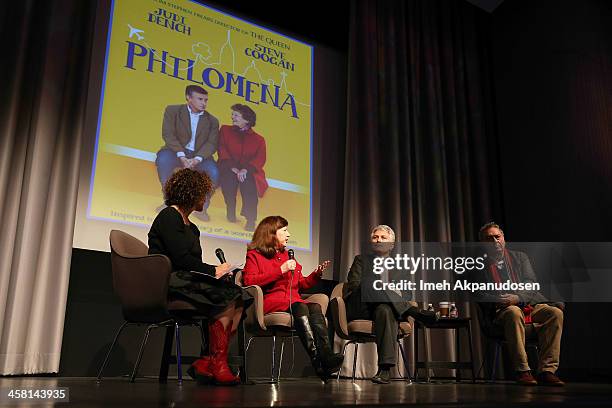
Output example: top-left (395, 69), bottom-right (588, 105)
top-left (215, 263), bottom-right (232, 279)
top-left (280, 259), bottom-right (297, 273)
top-left (313, 260), bottom-right (331, 276)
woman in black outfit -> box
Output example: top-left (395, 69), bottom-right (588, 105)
top-left (148, 168), bottom-right (251, 386)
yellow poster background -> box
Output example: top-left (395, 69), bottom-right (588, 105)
top-left (89, 0), bottom-right (312, 249)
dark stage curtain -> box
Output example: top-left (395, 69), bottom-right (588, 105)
top-left (339, 0), bottom-right (503, 377)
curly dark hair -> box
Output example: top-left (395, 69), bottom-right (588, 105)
top-left (231, 103), bottom-right (257, 128)
top-left (163, 168), bottom-right (213, 211)
top-left (247, 215), bottom-right (288, 258)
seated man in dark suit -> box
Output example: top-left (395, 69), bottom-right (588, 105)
top-left (343, 225), bottom-right (438, 384)
top-left (474, 222), bottom-right (564, 386)
top-left (155, 85), bottom-right (219, 221)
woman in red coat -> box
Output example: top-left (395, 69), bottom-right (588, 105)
top-left (242, 215), bottom-right (343, 380)
top-left (218, 104), bottom-right (268, 232)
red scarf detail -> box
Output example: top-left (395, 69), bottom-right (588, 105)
top-left (488, 249), bottom-right (532, 322)
top-left (488, 248), bottom-right (519, 283)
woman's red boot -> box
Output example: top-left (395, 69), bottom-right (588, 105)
top-left (208, 319), bottom-right (240, 385)
top-left (187, 356), bottom-right (213, 384)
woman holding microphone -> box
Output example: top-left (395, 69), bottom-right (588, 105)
top-left (242, 216), bottom-right (343, 380)
top-left (148, 168), bottom-right (252, 385)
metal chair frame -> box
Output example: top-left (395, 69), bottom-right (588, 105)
top-left (336, 334), bottom-right (412, 383)
top-left (244, 328), bottom-right (299, 383)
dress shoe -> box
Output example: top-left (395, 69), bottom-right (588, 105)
top-left (244, 220), bottom-right (255, 231)
top-left (371, 368), bottom-right (391, 384)
top-left (516, 370), bottom-right (538, 385)
top-left (537, 371), bottom-right (565, 386)
top-left (403, 306), bottom-right (440, 325)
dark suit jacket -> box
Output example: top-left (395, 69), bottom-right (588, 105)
top-left (161, 104), bottom-right (219, 159)
top-left (344, 254), bottom-right (413, 320)
top-left (345, 254), bottom-right (366, 297)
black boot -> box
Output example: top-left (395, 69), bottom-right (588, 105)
top-left (308, 313), bottom-right (344, 376)
top-left (293, 315), bottom-right (326, 381)
top-left (402, 306), bottom-right (440, 325)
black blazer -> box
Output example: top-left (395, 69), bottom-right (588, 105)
top-left (344, 254), bottom-right (413, 319)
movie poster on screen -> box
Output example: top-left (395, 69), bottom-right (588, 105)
top-left (89, 0), bottom-right (313, 249)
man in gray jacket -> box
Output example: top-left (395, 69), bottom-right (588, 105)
top-left (476, 222), bottom-right (564, 386)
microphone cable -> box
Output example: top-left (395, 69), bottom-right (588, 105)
top-left (287, 248), bottom-right (296, 376)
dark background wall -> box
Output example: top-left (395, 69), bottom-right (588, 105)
top-left (491, 0), bottom-right (612, 380)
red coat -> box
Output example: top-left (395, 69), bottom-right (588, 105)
top-left (218, 125), bottom-right (268, 197)
top-left (242, 249), bottom-right (321, 314)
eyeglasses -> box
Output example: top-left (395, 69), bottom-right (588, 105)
top-left (483, 234), bottom-right (503, 241)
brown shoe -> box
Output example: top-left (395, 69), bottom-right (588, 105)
top-left (537, 371), bottom-right (565, 386)
top-left (516, 370), bottom-right (538, 385)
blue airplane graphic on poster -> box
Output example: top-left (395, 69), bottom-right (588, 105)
top-left (128, 24), bottom-right (144, 40)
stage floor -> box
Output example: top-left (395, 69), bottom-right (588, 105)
top-left (1, 377), bottom-right (611, 407)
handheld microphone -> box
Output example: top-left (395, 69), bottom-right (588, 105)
top-left (215, 248), bottom-right (232, 282)
top-left (215, 248), bottom-right (227, 264)
top-left (287, 249), bottom-right (296, 273)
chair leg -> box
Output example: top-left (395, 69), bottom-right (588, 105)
top-left (159, 325), bottom-right (174, 383)
top-left (352, 343), bottom-right (359, 383)
top-left (414, 324), bottom-right (419, 381)
top-left (245, 336), bottom-right (255, 353)
top-left (277, 338), bottom-right (285, 382)
top-left (238, 320), bottom-right (248, 384)
top-left (97, 321), bottom-right (129, 382)
top-left (175, 322), bottom-right (183, 385)
top-left (270, 335), bottom-right (278, 383)
top-left (456, 327), bottom-right (462, 382)
top-left (130, 324), bottom-right (154, 383)
top-left (467, 322), bottom-right (476, 384)
top-left (398, 339), bottom-right (412, 382)
top-left (476, 348), bottom-right (487, 380)
top-left (424, 328), bottom-right (431, 382)
top-left (490, 341), bottom-right (501, 382)
top-left (336, 340), bottom-right (352, 380)
top-left (196, 321), bottom-right (207, 357)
